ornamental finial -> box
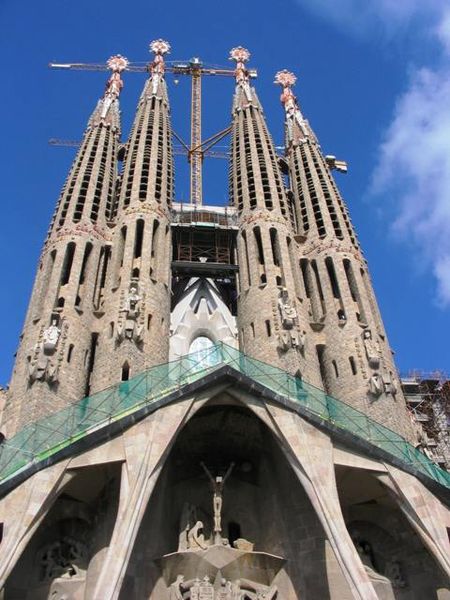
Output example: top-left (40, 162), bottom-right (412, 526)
top-left (229, 47), bottom-right (253, 105)
top-left (103, 55), bottom-right (128, 102)
top-left (229, 46), bottom-right (251, 86)
top-left (149, 39), bottom-right (171, 77)
top-left (275, 69), bottom-right (309, 141)
top-left (274, 69), bottom-right (299, 113)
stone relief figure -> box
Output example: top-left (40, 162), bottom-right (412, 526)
top-left (178, 502), bottom-right (197, 551)
top-left (277, 288), bottom-right (304, 353)
top-left (42, 321), bottom-right (61, 352)
top-left (385, 560), bottom-right (406, 588)
top-left (369, 373), bottom-right (384, 398)
top-left (38, 537), bottom-right (87, 582)
top-left (28, 317), bottom-right (66, 384)
top-left (217, 578), bottom-right (233, 599)
top-left (169, 574), bottom-right (186, 600)
top-left (278, 288), bottom-right (297, 329)
top-left (187, 520), bottom-right (209, 550)
top-left (201, 461), bottom-right (235, 544)
top-left (117, 282), bottom-right (145, 344)
top-left (383, 372), bottom-right (398, 396)
top-left (362, 330), bottom-right (380, 370)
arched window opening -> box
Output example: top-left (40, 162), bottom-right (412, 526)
top-left (60, 242), bottom-right (76, 286)
top-left (133, 219), bottom-right (144, 259)
top-left (349, 356), bottom-right (357, 375)
top-left (121, 362), bottom-right (130, 382)
top-left (253, 227), bottom-right (265, 265)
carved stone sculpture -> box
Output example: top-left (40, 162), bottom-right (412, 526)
top-left (276, 289), bottom-right (304, 353)
top-left (187, 520), bottom-right (209, 550)
top-left (38, 536), bottom-right (87, 582)
top-left (233, 538), bottom-right (254, 552)
top-left (169, 574), bottom-right (185, 600)
top-left (28, 318), bottom-right (66, 384)
top-left (117, 282), bottom-right (145, 344)
top-left (369, 373), bottom-right (384, 397)
top-left (201, 461), bottom-right (235, 544)
top-left (385, 560), bottom-right (406, 588)
top-left (178, 502), bottom-right (197, 551)
top-left (362, 330), bottom-right (380, 370)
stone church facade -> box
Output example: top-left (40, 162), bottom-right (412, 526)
top-left (0, 41), bottom-right (449, 599)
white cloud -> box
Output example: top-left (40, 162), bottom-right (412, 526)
top-left (297, 0), bottom-right (450, 305)
top-left (371, 65), bottom-right (450, 305)
top-left (297, 0), bottom-right (442, 39)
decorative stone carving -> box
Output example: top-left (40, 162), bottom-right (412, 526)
top-left (276, 288), bottom-right (304, 353)
top-left (201, 461), bottom-right (235, 544)
top-left (169, 574), bottom-right (186, 600)
top-left (28, 317), bottom-right (67, 384)
top-left (233, 538), bottom-right (254, 551)
top-left (385, 560), bottom-right (406, 588)
top-left (38, 536), bottom-right (87, 582)
top-left (362, 330), bottom-right (381, 369)
top-left (187, 520), bottom-right (209, 550)
top-left (117, 281), bottom-right (145, 344)
top-left (369, 373), bottom-right (384, 397)
top-left (179, 502), bottom-right (197, 551)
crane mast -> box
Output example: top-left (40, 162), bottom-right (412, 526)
top-left (189, 60), bottom-right (203, 205)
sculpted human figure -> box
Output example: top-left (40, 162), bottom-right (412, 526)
top-left (362, 329), bottom-right (380, 369)
top-left (278, 288), bottom-right (297, 329)
top-left (43, 320), bottom-right (61, 352)
top-left (169, 574), bottom-right (185, 600)
top-left (369, 373), bottom-right (384, 397)
top-left (200, 461), bottom-right (235, 540)
top-left (187, 520), bottom-right (208, 550)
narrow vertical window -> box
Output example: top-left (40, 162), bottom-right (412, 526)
top-left (133, 219), bottom-right (144, 259)
top-left (332, 360), bottom-right (339, 378)
top-left (84, 333), bottom-right (98, 396)
top-left (253, 226), bottom-right (265, 265)
top-left (325, 257), bottom-right (341, 299)
top-left (349, 356), bottom-right (357, 375)
top-left (121, 362), bottom-right (130, 382)
top-left (67, 344), bottom-right (74, 363)
top-left (60, 242), bottom-right (76, 285)
top-left (265, 320), bottom-right (271, 337)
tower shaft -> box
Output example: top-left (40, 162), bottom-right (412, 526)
top-left (275, 70), bottom-right (413, 439)
top-left (89, 41), bottom-right (174, 393)
top-left (2, 58), bottom-right (127, 436)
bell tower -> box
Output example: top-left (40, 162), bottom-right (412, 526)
top-left (275, 69), bottom-right (413, 439)
top-left (89, 40), bottom-right (174, 393)
top-left (3, 56), bottom-right (127, 435)
top-left (230, 48), bottom-right (321, 385)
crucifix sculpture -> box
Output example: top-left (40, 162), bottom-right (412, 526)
top-left (200, 461), bottom-right (235, 544)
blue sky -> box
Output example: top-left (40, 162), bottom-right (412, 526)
top-left (1, 0), bottom-right (449, 384)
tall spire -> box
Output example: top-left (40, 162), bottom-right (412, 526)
top-left (229, 48), bottom-right (321, 385)
top-left (115, 39), bottom-right (173, 213)
top-left (49, 55), bottom-right (127, 234)
top-left (275, 69), bottom-right (311, 144)
top-left (88, 39), bottom-right (174, 395)
top-left (275, 68), bottom-right (414, 439)
top-left (4, 56), bottom-right (127, 435)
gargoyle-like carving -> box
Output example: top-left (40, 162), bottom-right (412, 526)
top-left (116, 281), bottom-right (145, 344)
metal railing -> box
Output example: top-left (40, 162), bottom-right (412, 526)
top-left (1, 343), bottom-right (449, 490)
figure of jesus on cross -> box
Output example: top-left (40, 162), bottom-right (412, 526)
top-left (200, 461), bottom-right (235, 544)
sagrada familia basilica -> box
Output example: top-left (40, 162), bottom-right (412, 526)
top-left (0, 40), bottom-right (449, 599)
